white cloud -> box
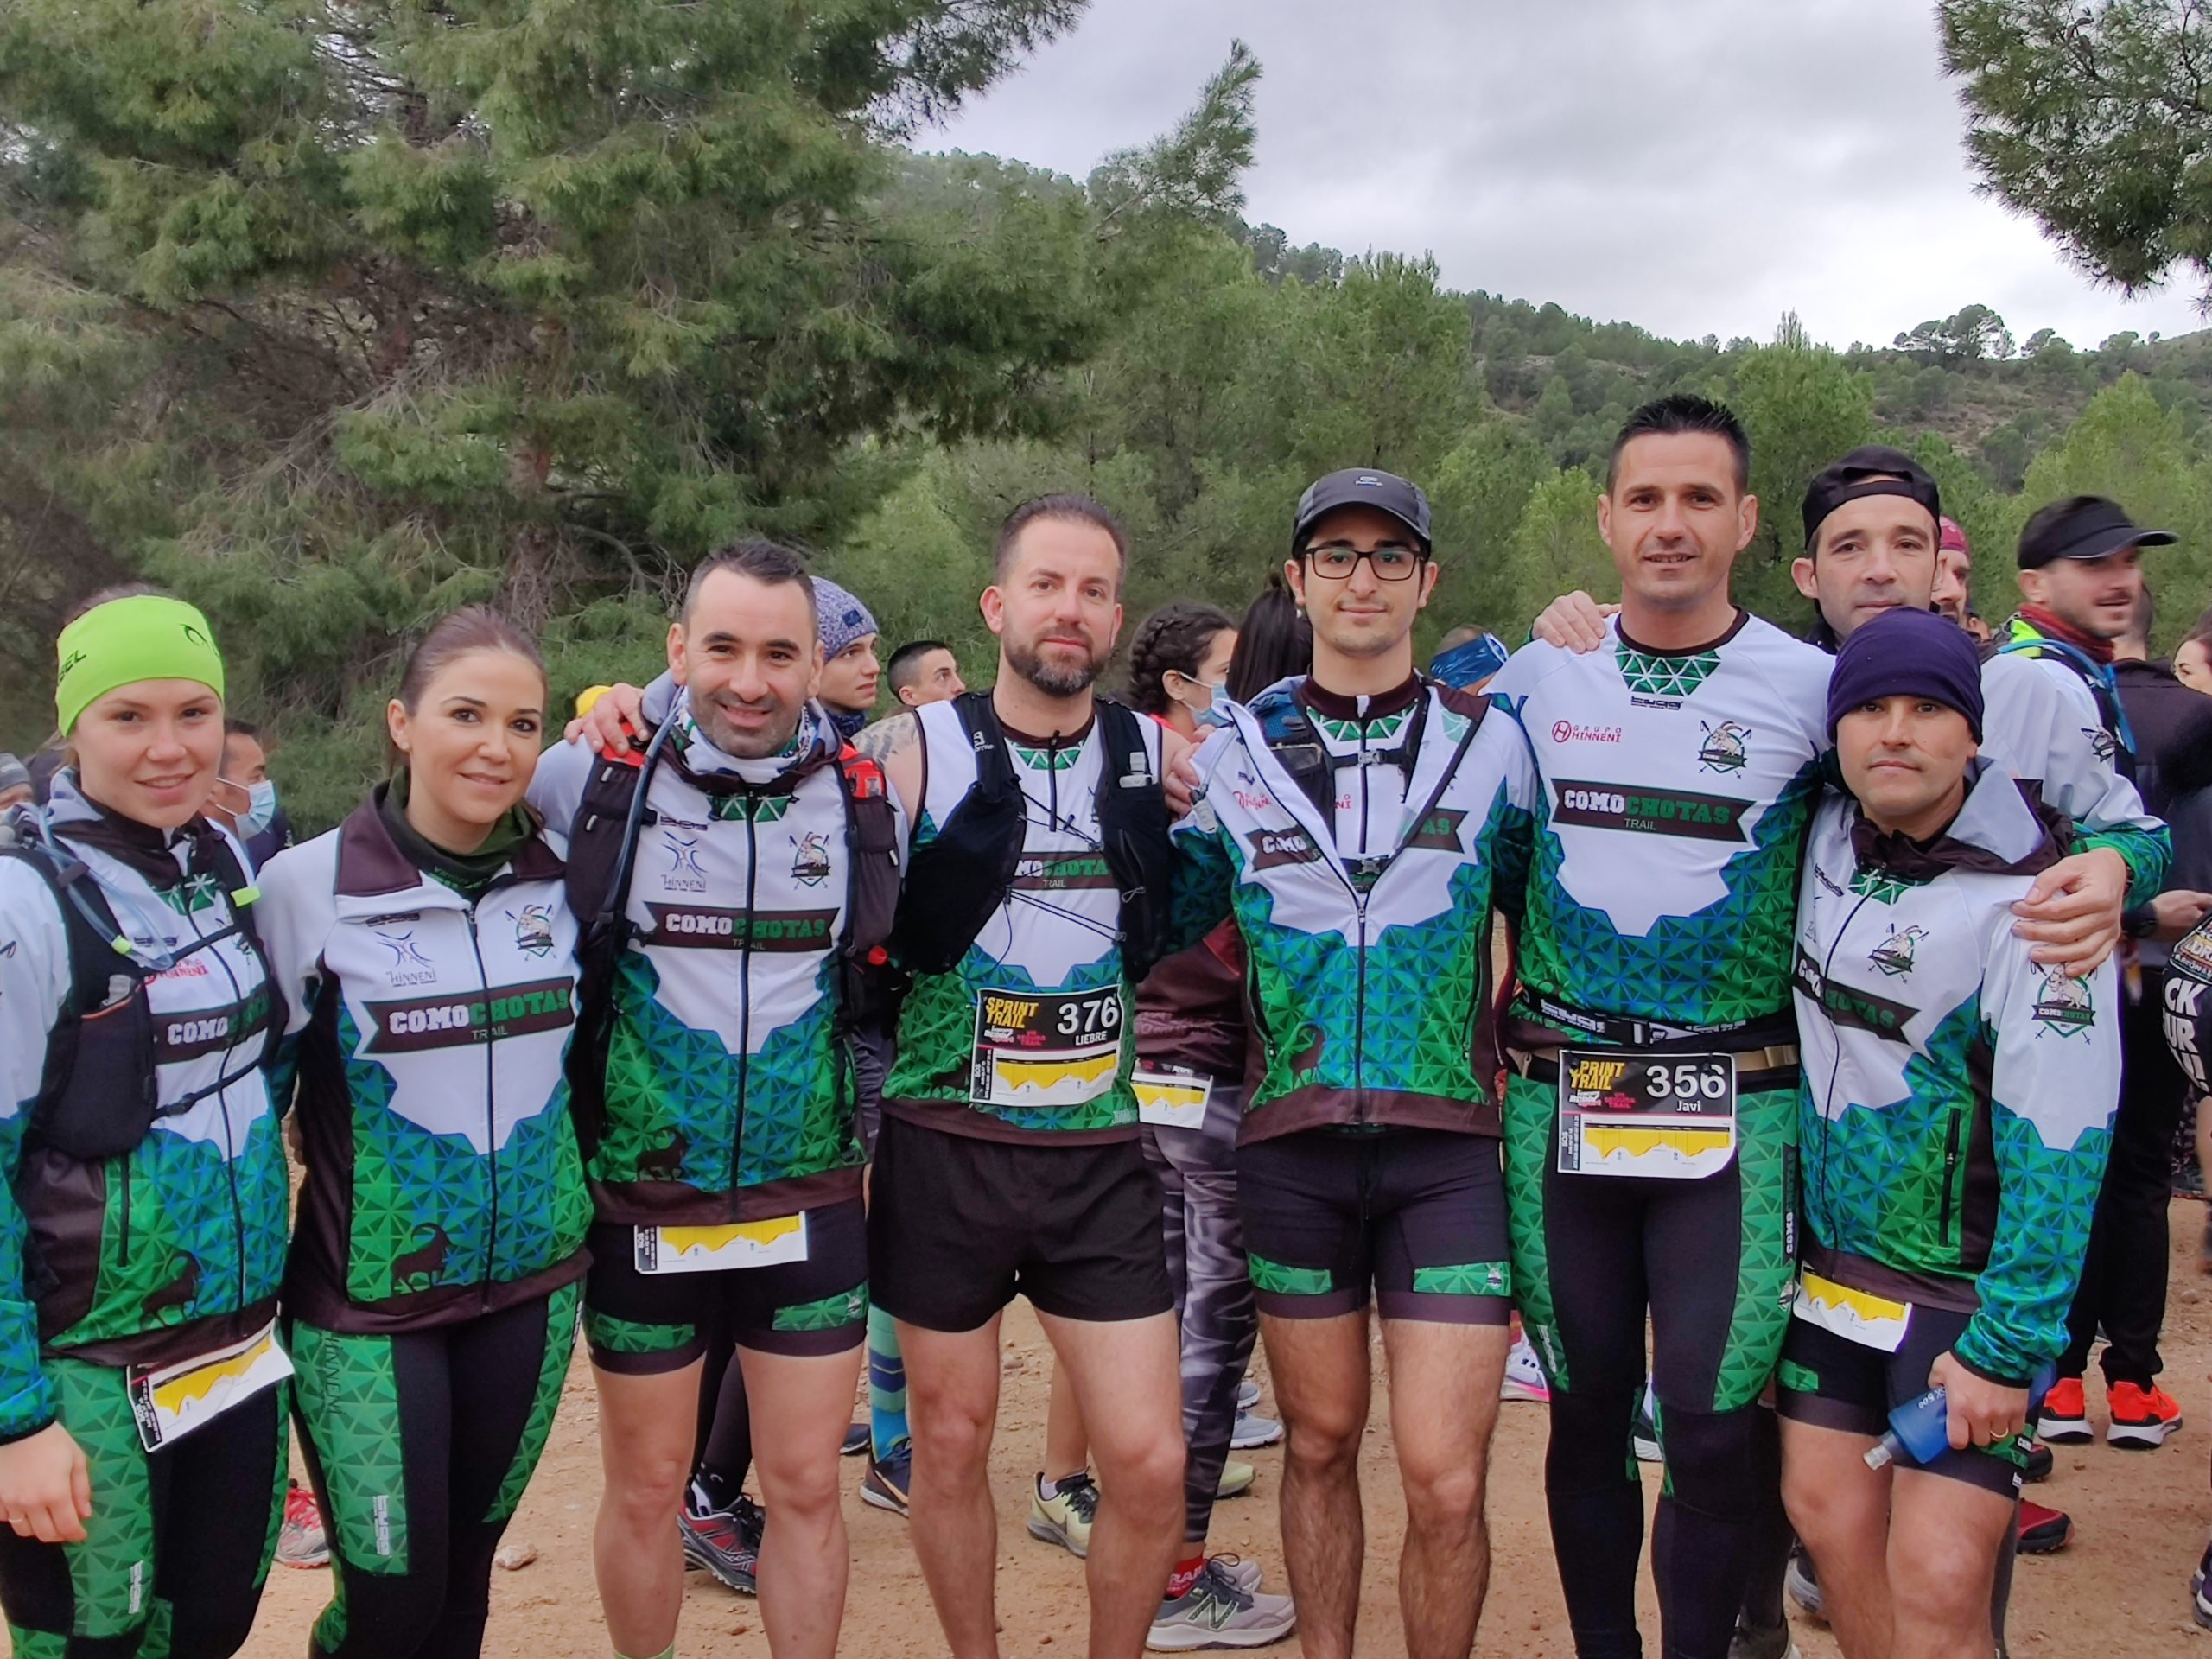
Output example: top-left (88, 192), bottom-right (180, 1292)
top-left (927, 0), bottom-right (2203, 350)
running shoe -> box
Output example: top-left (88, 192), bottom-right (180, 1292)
top-left (1027, 1472), bottom-right (1099, 1559)
top-left (1784, 1543), bottom-right (1825, 1624)
top-left (2107, 1381), bottom-right (2184, 1447)
top-left (2022, 1438), bottom-right (2054, 1483)
top-left (679, 1492), bottom-right (765, 1595)
top-left (842, 1420), bottom-right (870, 1457)
top-left (1726, 1618), bottom-right (1800, 1659)
top-left (1631, 1382), bottom-right (1662, 1464)
top-left (1147, 1558), bottom-right (1296, 1650)
top-left (275, 1481), bottom-right (330, 1569)
top-left (1236, 1377), bottom-right (1262, 1411)
top-left (861, 1442), bottom-right (911, 1516)
top-left (1231, 1410), bottom-right (1283, 1449)
top-left (1502, 1334), bottom-right (1550, 1403)
top-left (2016, 1498), bottom-right (2072, 1554)
top-left (2192, 1535), bottom-right (2212, 1630)
top-left (1216, 1459), bottom-right (1255, 1499)
top-left (2036, 1376), bottom-right (2091, 1444)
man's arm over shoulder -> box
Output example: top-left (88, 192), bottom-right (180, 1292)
top-left (1980, 652), bottom-right (2168, 905)
top-left (1958, 902), bottom-right (2121, 1384)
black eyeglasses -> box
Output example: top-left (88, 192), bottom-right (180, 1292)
top-left (1301, 542), bottom-right (1427, 582)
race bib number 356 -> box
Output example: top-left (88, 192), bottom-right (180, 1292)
top-left (971, 987), bottom-right (1123, 1110)
top-left (1557, 1049), bottom-right (1737, 1179)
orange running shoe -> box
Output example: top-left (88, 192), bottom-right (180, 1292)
top-left (2107, 1381), bottom-right (2184, 1448)
top-left (2037, 1376), bottom-right (2090, 1444)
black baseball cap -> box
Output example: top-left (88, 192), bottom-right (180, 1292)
top-left (1802, 446), bottom-right (1942, 547)
top-left (1292, 469), bottom-right (1433, 555)
top-left (2017, 495), bottom-right (2177, 569)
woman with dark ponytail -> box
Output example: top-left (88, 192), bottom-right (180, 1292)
top-left (257, 607), bottom-right (591, 1659)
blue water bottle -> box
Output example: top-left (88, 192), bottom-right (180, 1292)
top-left (1864, 1360), bottom-right (2057, 1469)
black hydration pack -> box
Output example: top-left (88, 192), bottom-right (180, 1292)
top-left (560, 728), bottom-right (902, 1158)
top-left (0, 810), bottom-right (275, 1162)
top-left (891, 692), bottom-right (1175, 984)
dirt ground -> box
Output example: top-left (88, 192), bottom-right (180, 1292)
top-left (212, 1205), bottom-right (2212, 1658)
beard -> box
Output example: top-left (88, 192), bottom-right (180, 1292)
top-left (1004, 632), bottom-right (1107, 698)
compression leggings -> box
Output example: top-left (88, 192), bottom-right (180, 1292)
top-left (0, 1357), bottom-right (287, 1659)
top-left (1506, 1073), bottom-right (1796, 1659)
top-left (1142, 1084), bottom-right (1257, 1544)
top-left (290, 1284), bottom-right (578, 1659)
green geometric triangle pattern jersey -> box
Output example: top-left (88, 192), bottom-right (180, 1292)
top-left (593, 952), bottom-right (860, 1193)
top-left (1486, 615), bottom-right (1834, 1033)
top-left (1616, 643), bottom-right (1722, 702)
top-left (335, 999), bottom-right (590, 1304)
top-left (1501, 1073), bottom-right (1566, 1389)
top-left (49, 1109), bottom-right (289, 1354)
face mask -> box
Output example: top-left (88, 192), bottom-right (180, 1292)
top-left (1178, 675), bottom-right (1234, 729)
top-left (224, 777), bottom-right (277, 839)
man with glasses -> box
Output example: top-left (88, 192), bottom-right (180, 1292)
top-left (1172, 468), bottom-right (1533, 1657)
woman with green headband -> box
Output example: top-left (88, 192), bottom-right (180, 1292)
top-left (0, 585), bottom-right (292, 1659)
top-left (254, 606), bottom-right (590, 1659)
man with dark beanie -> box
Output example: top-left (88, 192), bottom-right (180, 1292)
top-left (1780, 607), bottom-right (2118, 1659)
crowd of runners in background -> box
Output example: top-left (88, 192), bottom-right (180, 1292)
top-left (3, 392), bottom-right (2211, 1659)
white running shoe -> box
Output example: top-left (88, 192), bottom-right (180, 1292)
top-left (1147, 1559), bottom-right (1297, 1650)
top-left (1501, 1334), bottom-right (1551, 1403)
top-left (1236, 1376), bottom-right (1262, 1411)
top-left (1230, 1409), bottom-right (1283, 1449)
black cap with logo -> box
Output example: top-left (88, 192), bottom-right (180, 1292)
top-left (2016, 495), bottom-right (2177, 569)
top-left (1292, 469), bottom-right (1433, 555)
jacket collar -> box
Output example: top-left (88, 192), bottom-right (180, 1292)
top-left (1847, 757), bottom-right (2069, 882)
top-left (334, 788), bottom-right (564, 900)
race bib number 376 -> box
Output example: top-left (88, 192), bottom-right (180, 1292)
top-left (1557, 1049), bottom-right (1737, 1179)
top-left (971, 987), bottom-right (1122, 1110)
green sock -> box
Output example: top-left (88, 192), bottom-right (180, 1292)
top-left (868, 1302), bottom-right (909, 1458)
top-left (613, 1645), bottom-right (674, 1659)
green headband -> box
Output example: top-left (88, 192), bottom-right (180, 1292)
top-left (56, 595), bottom-right (226, 735)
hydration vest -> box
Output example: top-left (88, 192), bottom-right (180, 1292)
top-left (0, 809), bottom-right (276, 1162)
top-left (560, 734), bottom-right (901, 1155)
top-left (890, 691), bottom-right (1174, 983)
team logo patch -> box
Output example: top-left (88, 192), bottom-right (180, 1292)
top-left (363, 978), bottom-right (575, 1053)
top-left (2032, 968), bottom-right (2096, 1039)
top-left (2083, 727), bottom-right (2120, 765)
top-left (1013, 852), bottom-right (1116, 891)
top-left (1793, 946), bottom-right (1916, 1038)
top-left (1407, 807), bottom-right (1467, 852)
top-left (511, 904), bottom-right (556, 959)
top-left (376, 929), bottom-right (435, 988)
top-left (1697, 719), bottom-right (1751, 775)
top-left (1551, 779), bottom-right (1751, 843)
top-left (1867, 925), bottom-right (1926, 978)
top-left (1250, 828), bottom-right (1323, 870)
top-left (660, 830), bottom-right (708, 893)
top-left (156, 986), bottom-right (274, 1064)
top-left (643, 905), bottom-right (838, 951)
top-left (791, 830), bottom-right (832, 887)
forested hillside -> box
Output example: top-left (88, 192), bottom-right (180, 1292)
top-left (3, 5), bottom-right (2209, 830)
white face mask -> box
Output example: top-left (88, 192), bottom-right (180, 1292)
top-left (222, 777), bottom-right (278, 838)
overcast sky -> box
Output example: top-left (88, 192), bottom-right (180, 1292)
top-left (926, 0), bottom-right (2205, 351)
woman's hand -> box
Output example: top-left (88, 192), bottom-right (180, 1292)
top-left (0, 1421), bottom-right (92, 1543)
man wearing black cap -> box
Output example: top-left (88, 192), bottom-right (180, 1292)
top-left (1781, 607), bottom-right (2119, 1659)
top-left (1172, 466), bottom-right (1533, 1657)
top-left (1997, 496), bottom-right (2198, 1454)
